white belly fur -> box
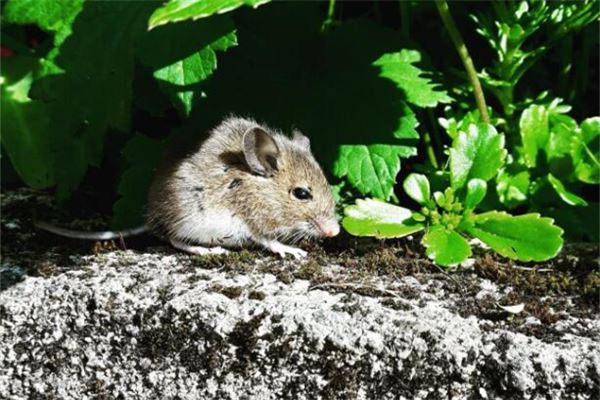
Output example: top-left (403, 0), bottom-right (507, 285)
top-left (173, 208), bottom-right (252, 248)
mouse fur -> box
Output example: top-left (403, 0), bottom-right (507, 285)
top-left (146, 116), bottom-right (339, 258)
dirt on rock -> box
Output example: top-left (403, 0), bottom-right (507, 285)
top-left (1, 189), bottom-right (598, 399)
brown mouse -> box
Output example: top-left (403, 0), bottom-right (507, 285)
top-left (146, 116), bottom-right (340, 258)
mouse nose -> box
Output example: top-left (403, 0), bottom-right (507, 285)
top-left (318, 218), bottom-right (340, 238)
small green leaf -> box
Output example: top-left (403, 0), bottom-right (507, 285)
top-left (520, 104), bottom-right (549, 168)
top-left (403, 173), bottom-right (430, 205)
top-left (464, 179), bottom-right (487, 209)
top-left (547, 174), bottom-right (588, 206)
top-left (343, 198), bottom-right (424, 238)
top-left (149, 0), bottom-right (271, 29)
top-left (374, 50), bottom-right (452, 108)
top-left (422, 225), bottom-right (472, 266)
top-left (572, 117), bottom-right (600, 184)
top-left (333, 144), bottom-right (416, 200)
top-left (449, 123), bottom-right (507, 189)
top-left (466, 211), bottom-right (563, 262)
top-left (153, 31), bottom-right (237, 115)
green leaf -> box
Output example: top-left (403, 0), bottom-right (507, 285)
top-left (403, 173), bottom-right (430, 205)
top-left (547, 174), bottom-right (588, 206)
top-left (374, 50), bottom-right (452, 108)
top-left (154, 32), bottom-right (236, 115)
top-left (138, 16), bottom-right (237, 116)
top-left (112, 134), bottom-right (164, 229)
top-left (572, 117), bottom-right (600, 184)
top-left (520, 105), bottom-right (549, 168)
top-left (0, 56), bottom-right (55, 189)
top-left (343, 198), bottom-right (424, 238)
top-left (449, 124), bottom-right (507, 189)
top-left (496, 164), bottom-right (530, 208)
top-left (30, 2), bottom-right (156, 198)
top-left (464, 179), bottom-right (487, 209)
top-left (334, 144), bottom-right (416, 200)
top-left (422, 226), bottom-right (472, 266)
top-left (466, 211), bottom-right (563, 262)
top-left (149, 0), bottom-right (271, 29)
top-left (3, 0), bottom-right (84, 46)
top-left (395, 101), bottom-right (420, 139)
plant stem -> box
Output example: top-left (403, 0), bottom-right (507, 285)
top-left (322, 0), bottom-right (336, 31)
top-left (435, 0), bottom-right (490, 124)
top-left (423, 129), bottom-right (439, 169)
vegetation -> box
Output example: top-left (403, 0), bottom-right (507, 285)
top-left (1, 0), bottom-right (598, 266)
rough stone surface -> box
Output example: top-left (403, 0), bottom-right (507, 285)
top-left (1, 189), bottom-right (599, 399)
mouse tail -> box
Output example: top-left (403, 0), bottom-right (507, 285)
top-left (34, 220), bottom-right (149, 240)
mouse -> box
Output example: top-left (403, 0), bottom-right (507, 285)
top-left (35, 116), bottom-right (340, 258)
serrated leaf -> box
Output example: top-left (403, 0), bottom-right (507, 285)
top-left (374, 50), bottom-right (452, 108)
top-left (137, 15), bottom-right (237, 116)
top-left (422, 225), bottom-right (472, 267)
top-left (572, 117), bottom-right (600, 184)
top-left (466, 211), bottom-right (563, 262)
top-left (403, 173), bottom-right (430, 205)
top-left (112, 134), bottom-right (164, 229)
top-left (464, 179), bottom-right (487, 209)
top-left (154, 32), bottom-right (236, 115)
top-left (343, 198), bottom-right (424, 238)
top-left (29, 2), bottom-right (155, 198)
top-left (520, 104), bottom-right (549, 168)
top-left (395, 101), bottom-right (420, 139)
top-left (547, 174), bottom-right (588, 206)
top-left (449, 124), bottom-right (507, 189)
top-left (333, 144), bottom-right (416, 200)
top-left (149, 0), bottom-right (271, 29)
top-left (3, 0), bottom-right (84, 46)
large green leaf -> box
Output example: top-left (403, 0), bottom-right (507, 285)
top-left (3, 0), bottom-right (84, 46)
top-left (29, 1), bottom-right (156, 199)
top-left (334, 145), bottom-right (416, 200)
top-left (112, 134), bottom-right (164, 229)
top-left (422, 226), bottom-right (471, 266)
top-left (547, 174), bottom-right (588, 206)
top-left (572, 117), bottom-right (600, 184)
top-left (374, 50), bottom-right (452, 108)
top-left (520, 105), bottom-right (549, 168)
top-left (343, 198), bottom-right (424, 238)
top-left (0, 56), bottom-right (55, 189)
top-left (449, 124), bottom-right (507, 189)
top-left (466, 211), bottom-right (563, 262)
top-left (149, 0), bottom-right (271, 29)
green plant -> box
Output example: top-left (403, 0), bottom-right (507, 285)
top-left (343, 123), bottom-right (564, 266)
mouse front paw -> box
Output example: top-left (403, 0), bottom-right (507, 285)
top-left (262, 240), bottom-right (307, 259)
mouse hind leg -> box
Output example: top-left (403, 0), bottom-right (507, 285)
top-left (170, 238), bottom-right (230, 255)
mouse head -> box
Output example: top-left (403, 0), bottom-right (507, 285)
top-left (241, 126), bottom-right (340, 241)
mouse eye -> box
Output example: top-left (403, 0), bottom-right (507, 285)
top-left (291, 187), bottom-right (312, 200)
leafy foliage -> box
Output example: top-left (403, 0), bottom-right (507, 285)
top-left (1, 0), bottom-right (597, 258)
top-left (344, 123), bottom-right (564, 267)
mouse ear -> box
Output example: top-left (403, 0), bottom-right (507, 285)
top-left (243, 127), bottom-right (280, 177)
top-left (292, 129), bottom-right (311, 151)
